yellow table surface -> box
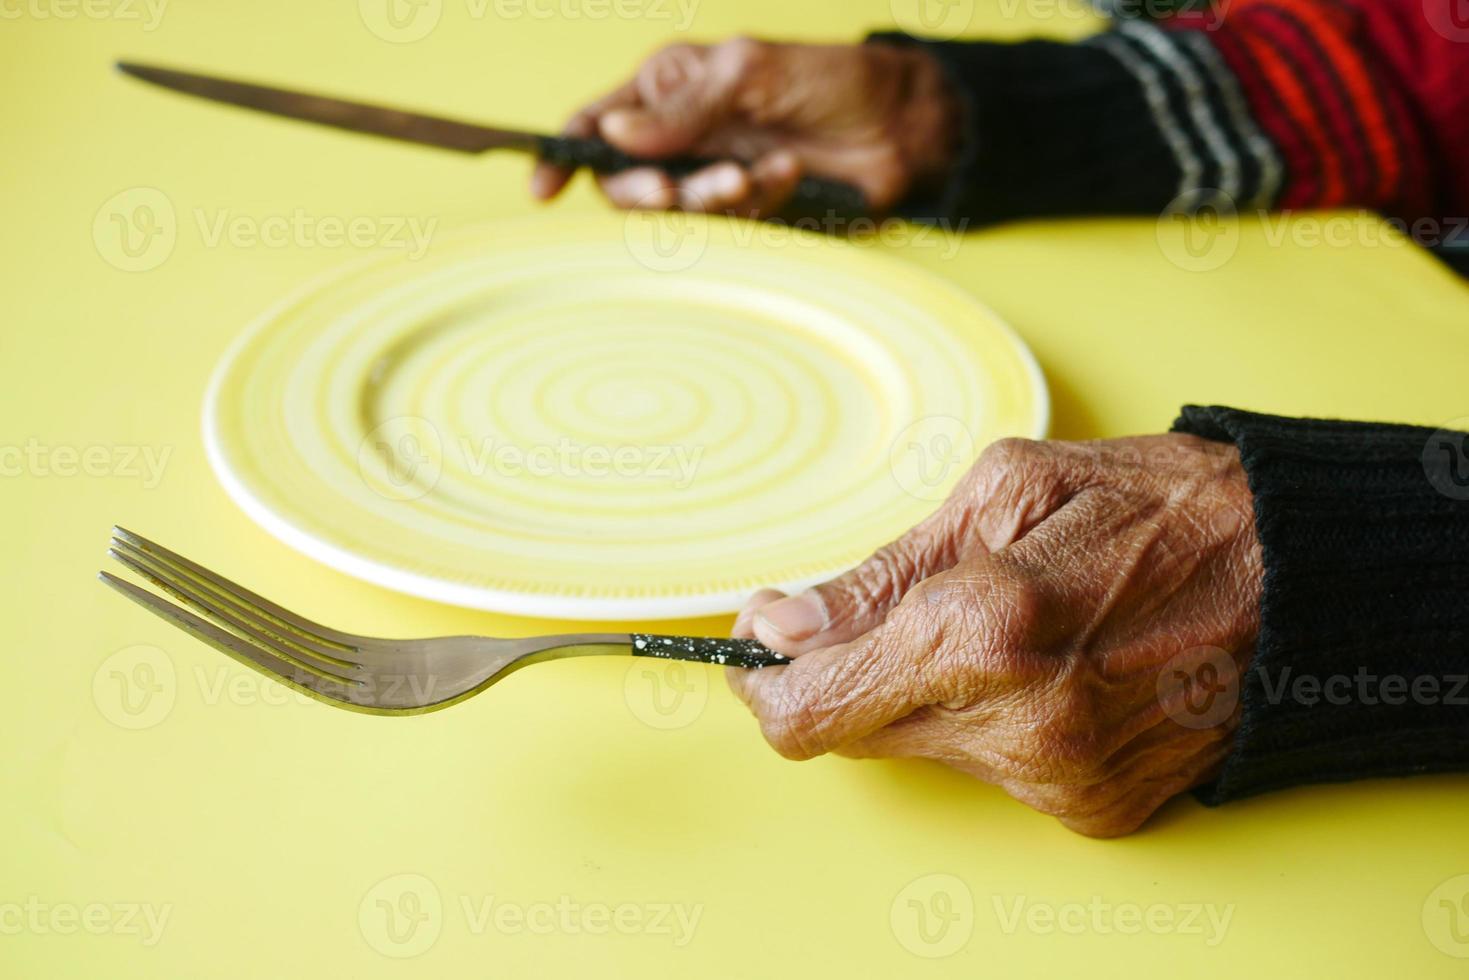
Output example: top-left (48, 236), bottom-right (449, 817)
top-left (5, 1), bottom-right (1469, 977)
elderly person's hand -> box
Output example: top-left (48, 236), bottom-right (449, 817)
top-left (728, 434), bottom-right (1265, 837)
top-left (530, 39), bottom-right (957, 216)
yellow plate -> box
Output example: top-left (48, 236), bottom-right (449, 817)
top-left (205, 213), bottom-right (1048, 619)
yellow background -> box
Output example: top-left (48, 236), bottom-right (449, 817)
top-left (4, 0), bottom-right (1469, 976)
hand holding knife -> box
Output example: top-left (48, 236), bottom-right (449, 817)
top-left (115, 61), bottom-right (869, 223)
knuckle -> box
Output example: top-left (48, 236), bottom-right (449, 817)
top-left (960, 440), bottom-right (1070, 545)
top-left (718, 36), bottom-right (767, 71)
top-left (977, 437), bottom-right (1045, 477)
top-left (760, 689), bottom-right (825, 761)
top-left (650, 41), bottom-right (699, 64)
top-left (963, 563), bottom-right (1048, 674)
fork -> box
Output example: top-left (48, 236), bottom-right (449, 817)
top-left (98, 527), bottom-right (790, 715)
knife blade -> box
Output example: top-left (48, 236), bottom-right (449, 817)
top-left (114, 61), bottom-right (869, 221)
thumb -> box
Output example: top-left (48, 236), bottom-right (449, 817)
top-left (752, 507), bottom-right (967, 657)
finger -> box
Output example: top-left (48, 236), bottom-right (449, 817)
top-left (752, 502), bottom-right (969, 657)
top-left (601, 42), bottom-right (750, 158)
top-left (675, 161), bottom-right (753, 213)
top-left (732, 588), bottom-right (786, 639)
top-left (596, 167), bottom-right (677, 210)
top-left (724, 150), bottom-right (802, 220)
top-left (730, 597), bottom-right (959, 761)
top-left (531, 81), bottom-right (641, 201)
top-left (834, 705), bottom-right (981, 764)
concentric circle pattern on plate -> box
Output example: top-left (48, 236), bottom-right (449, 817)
top-left (205, 214), bottom-right (1048, 619)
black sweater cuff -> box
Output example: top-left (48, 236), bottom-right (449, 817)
top-left (869, 32), bottom-right (1182, 223)
top-left (1173, 405), bottom-right (1469, 804)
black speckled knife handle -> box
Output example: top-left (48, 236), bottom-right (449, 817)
top-left (631, 634), bottom-right (791, 669)
top-left (537, 135), bottom-right (869, 225)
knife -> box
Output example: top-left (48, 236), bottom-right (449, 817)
top-left (115, 61), bottom-right (868, 222)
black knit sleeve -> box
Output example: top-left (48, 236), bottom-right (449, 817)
top-left (1172, 405), bottom-right (1469, 804)
top-left (869, 32), bottom-right (1177, 223)
top-left (867, 26), bottom-right (1283, 225)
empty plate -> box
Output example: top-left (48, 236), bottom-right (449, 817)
top-left (205, 213), bottom-right (1047, 619)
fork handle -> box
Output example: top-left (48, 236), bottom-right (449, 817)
top-left (630, 634), bottom-right (790, 670)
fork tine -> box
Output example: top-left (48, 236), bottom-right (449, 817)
top-left (108, 543), bottom-right (361, 675)
top-left (111, 527), bottom-right (360, 651)
top-left (98, 571), bottom-right (364, 709)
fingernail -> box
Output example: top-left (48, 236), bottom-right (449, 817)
top-left (708, 163), bottom-right (746, 197)
top-left (683, 164), bottom-right (746, 210)
top-left (756, 592), bottom-right (828, 641)
top-left (733, 588), bottom-right (785, 636)
top-left (609, 169), bottom-right (674, 209)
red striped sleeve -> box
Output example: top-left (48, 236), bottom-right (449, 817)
top-left (1169, 0), bottom-right (1438, 216)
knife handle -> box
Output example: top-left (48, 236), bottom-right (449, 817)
top-left (630, 634), bottom-right (791, 670)
top-left (537, 135), bottom-right (869, 225)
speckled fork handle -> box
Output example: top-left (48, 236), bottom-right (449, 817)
top-left (631, 634), bottom-right (790, 669)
